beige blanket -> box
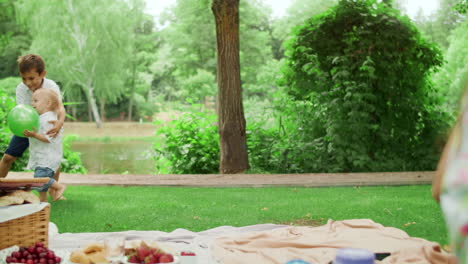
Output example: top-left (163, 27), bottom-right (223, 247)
top-left (212, 219), bottom-right (455, 264)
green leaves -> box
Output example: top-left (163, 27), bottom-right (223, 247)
top-left (154, 105), bottom-right (219, 174)
top-left (278, 0), bottom-right (449, 172)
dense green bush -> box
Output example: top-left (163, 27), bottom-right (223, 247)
top-left (279, 0), bottom-right (451, 172)
top-left (154, 105), bottom-right (219, 174)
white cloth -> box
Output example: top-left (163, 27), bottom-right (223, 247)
top-left (27, 111), bottom-right (63, 172)
top-left (48, 224), bottom-right (287, 264)
top-left (0, 202), bottom-right (49, 223)
top-left (16, 78), bottom-right (62, 105)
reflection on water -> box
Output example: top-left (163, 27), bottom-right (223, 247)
top-left (70, 140), bottom-right (155, 174)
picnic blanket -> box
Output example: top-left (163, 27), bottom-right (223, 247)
top-left (49, 219), bottom-right (455, 264)
top-left (212, 219), bottom-right (455, 264)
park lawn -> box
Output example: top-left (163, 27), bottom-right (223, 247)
top-left (47, 185), bottom-right (448, 246)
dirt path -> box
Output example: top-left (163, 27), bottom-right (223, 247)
top-left (7, 171), bottom-right (434, 187)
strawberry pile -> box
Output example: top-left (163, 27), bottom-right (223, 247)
top-left (126, 245), bottom-right (174, 264)
top-left (5, 242), bottom-right (61, 264)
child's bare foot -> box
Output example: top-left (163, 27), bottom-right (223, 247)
top-left (52, 184), bottom-right (66, 201)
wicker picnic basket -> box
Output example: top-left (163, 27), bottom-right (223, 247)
top-left (0, 203), bottom-right (50, 250)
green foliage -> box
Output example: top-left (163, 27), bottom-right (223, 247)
top-left (280, 0), bottom-right (450, 172)
top-left (413, 0), bottom-right (465, 51)
top-left (0, 84), bottom-right (15, 159)
top-left (455, 0), bottom-right (467, 14)
top-left (132, 93), bottom-right (160, 121)
top-left (156, 0), bottom-right (274, 102)
top-left (0, 0), bottom-right (30, 78)
top-left (272, 0), bottom-right (337, 59)
top-left (0, 77), bottom-right (20, 97)
top-left (433, 18), bottom-right (468, 117)
top-left (179, 69), bottom-right (216, 103)
top-left (16, 0), bottom-right (137, 124)
top-left (154, 105), bottom-right (219, 174)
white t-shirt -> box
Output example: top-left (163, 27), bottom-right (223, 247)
top-left (16, 78), bottom-right (62, 105)
top-left (27, 111), bottom-right (63, 172)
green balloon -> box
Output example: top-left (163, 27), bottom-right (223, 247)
top-left (7, 104), bottom-right (40, 137)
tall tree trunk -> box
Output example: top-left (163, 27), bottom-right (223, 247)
top-left (87, 104), bottom-right (92, 122)
top-left (86, 81), bottom-right (102, 128)
top-left (100, 98), bottom-right (106, 122)
top-left (212, 0), bottom-right (249, 174)
top-left (71, 105), bottom-right (77, 122)
top-left (128, 62), bottom-right (137, 121)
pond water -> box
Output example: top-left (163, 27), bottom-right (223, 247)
top-left (70, 140), bottom-right (156, 174)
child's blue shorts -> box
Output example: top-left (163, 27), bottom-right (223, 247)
top-left (34, 167), bottom-right (55, 192)
top-left (4, 135), bottom-right (29, 157)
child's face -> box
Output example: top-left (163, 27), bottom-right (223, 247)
top-left (31, 92), bottom-right (51, 115)
top-left (20, 69), bottom-right (46, 92)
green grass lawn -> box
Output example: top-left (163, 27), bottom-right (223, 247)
top-left (47, 184), bottom-right (448, 246)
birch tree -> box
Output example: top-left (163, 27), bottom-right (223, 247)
top-left (16, 0), bottom-right (134, 127)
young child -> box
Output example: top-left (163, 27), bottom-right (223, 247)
top-left (23, 89), bottom-right (66, 202)
top-left (0, 54), bottom-right (66, 197)
top-left (433, 85), bottom-right (468, 263)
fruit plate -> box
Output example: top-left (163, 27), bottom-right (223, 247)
top-left (0, 246), bottom-right (70, 264)
top-left (123, 256), bottom-right (180, 264)
top-left (0, 246), bottom-right (180, 264)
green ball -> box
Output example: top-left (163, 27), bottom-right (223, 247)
top-left (7, 104), bottom-right (40, 137)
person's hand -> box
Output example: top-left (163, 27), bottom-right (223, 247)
top-left (23, 128), bottom-right (37, 138)
top-left (47, 120), bottom-right (62, 138)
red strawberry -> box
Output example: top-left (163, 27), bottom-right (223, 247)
top-left (144, 254), bottom-right (159, 264)
top-left (128, 255), bottom-right (140, 263)
top-left (158, 254), bottom-right (174, 263)
top-left (137, 246), bottom-right (151, 260)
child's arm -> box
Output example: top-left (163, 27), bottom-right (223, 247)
top-left (46, 104), bottom-right (66, 137)
top-left (23, 129), bottom-right (50, 143)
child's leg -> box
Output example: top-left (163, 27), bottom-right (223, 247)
top-left (34, 167), bottom-right (57, 201)
top-left (0, 154), bottom-right (16, 178)
top-left (49, 167), bottom-right (66, 200)
top-left (1, 136), bottom-right (29, 178)
top-left (49, 181), bottom-right (66, 201)
top-left (38, 192), bottom-right (48, 202)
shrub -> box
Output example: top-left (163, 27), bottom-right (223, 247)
top-left (280, 0), bottom-right (450, 172)
top-left (154, 105), bottom-right (219, 174)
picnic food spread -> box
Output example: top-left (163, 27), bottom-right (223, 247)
top-left (1, 241), bottom-right (181, 264)
top-left (69, 240), bottom-right (178, 264)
